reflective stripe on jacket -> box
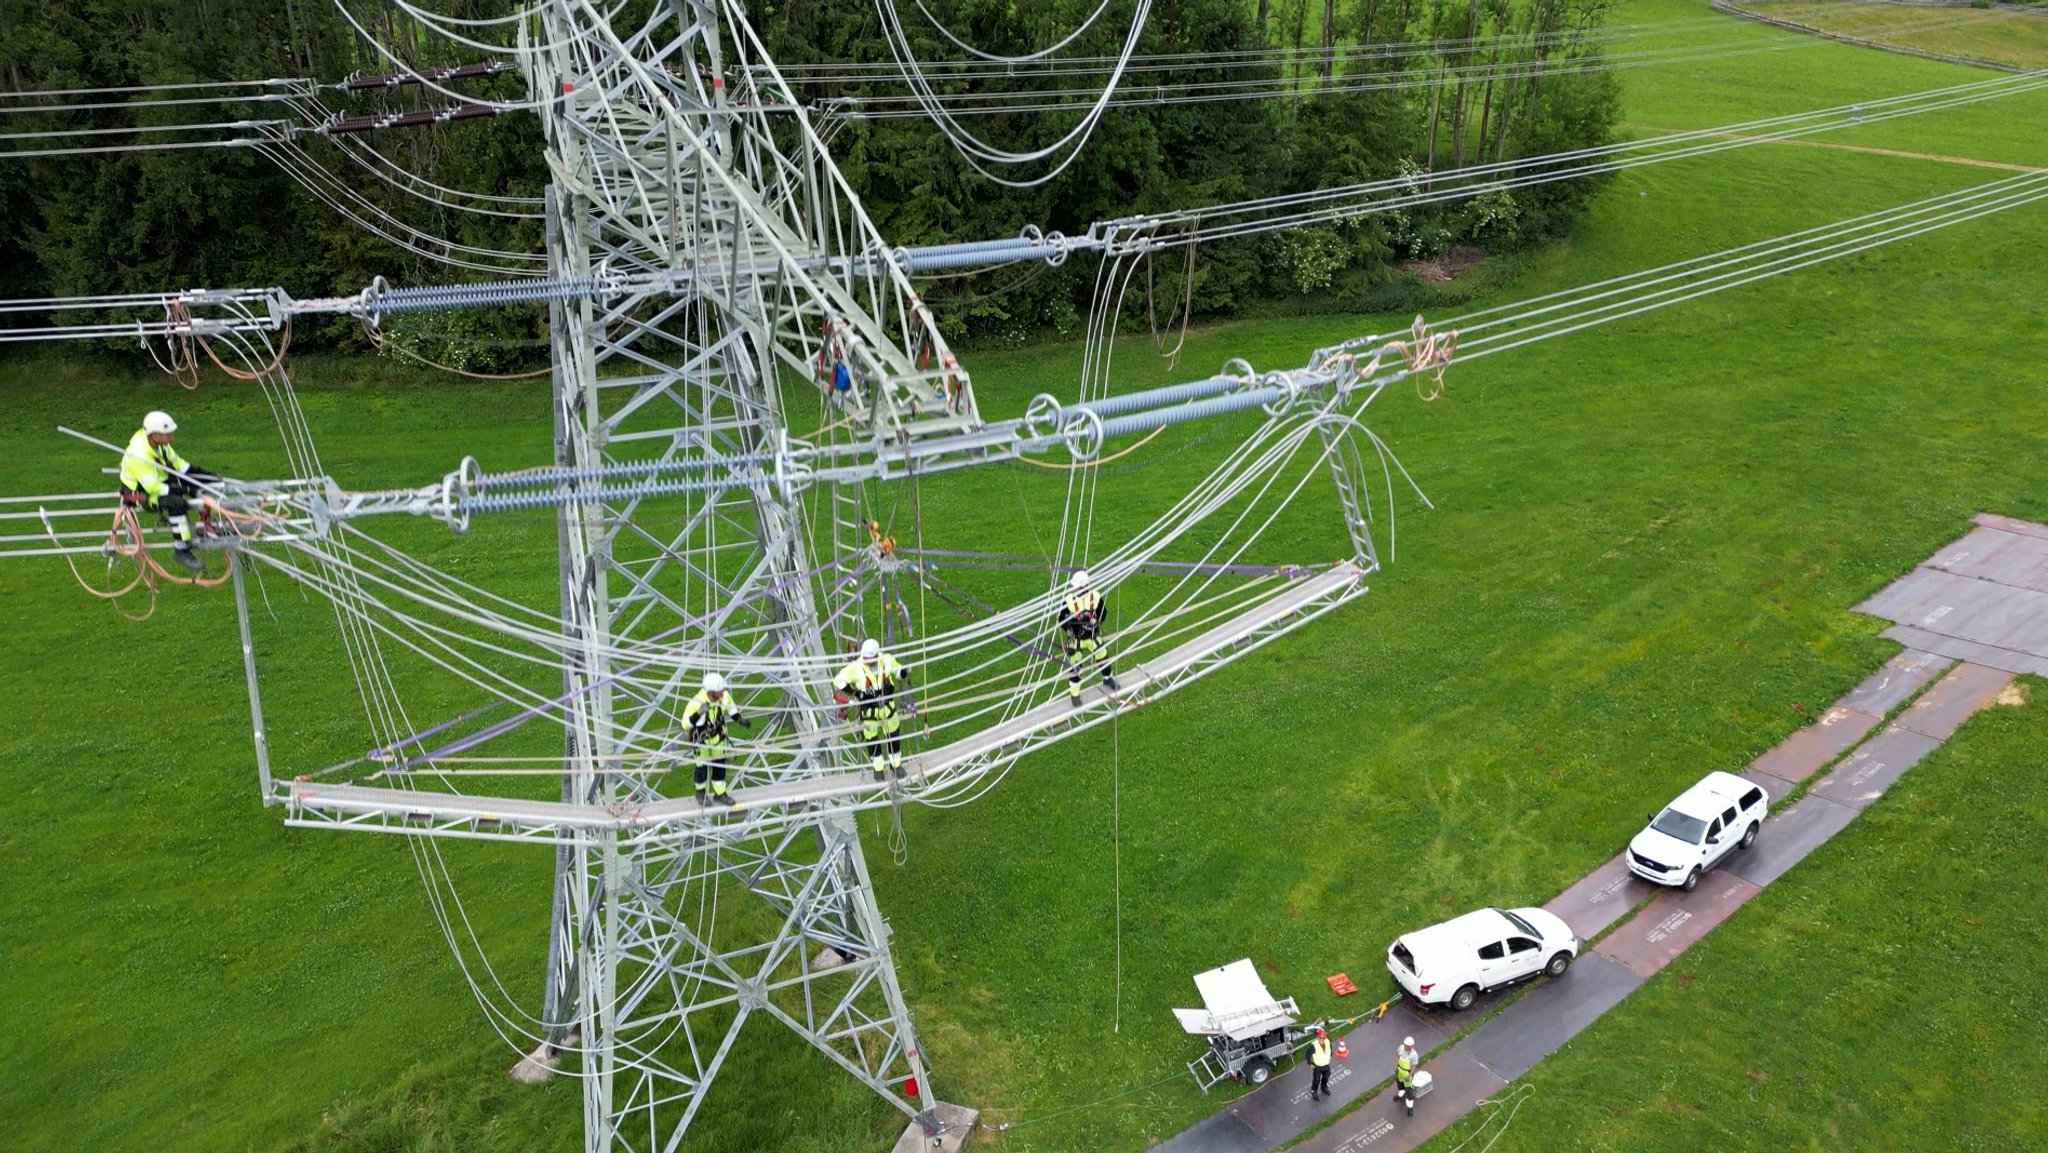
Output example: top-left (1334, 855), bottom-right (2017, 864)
top-left (120, 428), bottom-right (188, 499)
top-left (1060, 589), bottom-right (1103, 634)
top-left (832, 654), bottom-right (904, 700)
top-left (682, 689), bottom-right (740, 736)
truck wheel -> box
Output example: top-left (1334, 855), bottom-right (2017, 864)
top-left (1682, 867), bottom-right (1701, 892)
top-left (1545, 951), bottom-right (1573, 979)
top-left (1450, 984), bottom-right (1479, 1012)
top-left (1241, 1056), bottom-right (1274, 1086)
top-left (1740, 821), bottom-right (1760, 850)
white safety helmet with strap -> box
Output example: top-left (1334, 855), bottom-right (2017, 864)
top-left (1070, 570), bottom-right (1090, 592)
top-left (703, 672), bottom-right (727, 694)
top-left (144, 410), bottom-right (177, 435)
top-left (859, 638), bottom-right (881, 661)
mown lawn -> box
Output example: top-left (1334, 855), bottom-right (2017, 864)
top-left (1423, 681), bottom-right (2048, 1152)
top-left (2, 1), bottom-right (2047, 1151)
top-left (1734, 0), bottom-right (2048, 71)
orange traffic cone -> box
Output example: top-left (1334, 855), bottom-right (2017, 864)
top-left (1335, 1038), bottom-right (1349, 1060)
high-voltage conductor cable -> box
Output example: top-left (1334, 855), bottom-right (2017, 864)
top-left (1438, 169), bottom-right (2048, 363)
top-left (253, 136), bottom-right (547, 272)
top-left (872, 0), bottom-right (1153, 186)
top-left (326, 0), bottom-right (590, 111)
top-left (802, 9), bottom-right (1998, 116)
top-left (279, 93), bottom-right (544, 215)
top-left (0, 89), bottom-right (314, 116)
top-left (907, 0), bottom-right (1121, 63)
top-left (770, 12), bottom-right (1738, 79)
top-left (1129, 69), bottom-right (2048, 250)
top-left (431, 171), bottom-right (2048, 550)
top-left (815, 30), bottom-right (1851, 116)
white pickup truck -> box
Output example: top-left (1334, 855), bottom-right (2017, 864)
top-left (1385, 906), bottom-right (1579, 1012)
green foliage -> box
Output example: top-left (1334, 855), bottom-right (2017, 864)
top-left (0, 1), bottom-right (543, 353)
top-left (753, 0), bottom-right (1624, 342)
top-left (0, 0), bottom-right (1624, 353)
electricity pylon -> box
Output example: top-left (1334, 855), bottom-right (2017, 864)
top-left (521, 1), bottom-right (977, 1146)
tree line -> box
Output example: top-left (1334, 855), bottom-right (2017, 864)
top-left (0, 0), bottom-right (1620, 362)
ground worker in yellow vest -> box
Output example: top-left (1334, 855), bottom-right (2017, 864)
top-left (1308, 1025), bottom-right (1334, 1101)
top-left (119, 410), bottom-right (219, 574)
top-left (1057, 570), bottom-right (1118, 708)
top-left (1395, 1036), bottom-right (1421, 1114)
top-left (832, 638), bottom-right (906, 781)
top-left (681, 672), bottom-right (750, 806)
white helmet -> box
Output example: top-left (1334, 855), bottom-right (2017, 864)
top-left (702, 672), bottom-right (727, 693)
top-left (144, 411), bottom-right (177, 435)
top-left (1070, 570), bottom-right (1090, 591)
top-left (859, 638), bottom-right (881, 661)
top-left (1402, 1037), bottom-right (1415, 1049)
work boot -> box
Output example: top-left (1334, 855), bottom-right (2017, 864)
top-left (1103, 673), bottom-right (1120, 692)
top-left (872, 764), bottom-right (887, 782)
top-left (716, 790), bottom-right (738, 807)
top-left (695, 788), bottom-right (711, 807)
top-left (1069, 694), bottom-right (1083, 710)
top-left (169, 546), bottom-right (204, 574)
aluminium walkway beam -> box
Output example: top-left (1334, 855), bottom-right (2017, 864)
top-left (283, 560), bottom-right (1368, 845)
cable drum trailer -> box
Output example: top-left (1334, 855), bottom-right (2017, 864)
top-left (1173, 958), bottom-right (1310, 1092)
top-left (1174, 958), bottom-right (1401, 1093)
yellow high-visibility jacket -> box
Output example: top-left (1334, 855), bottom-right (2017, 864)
top-left (682, 689), bottom-right (741, 736)
top-left (120, 428), bottom-right (188, 500)
top-left (833, 654), bottom-right (904, 706)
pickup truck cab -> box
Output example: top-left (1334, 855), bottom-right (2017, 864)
top-left (1385, 906), bottom-right (1579, 1012)
top-left (1627, 770), bottom-right (1768, 892)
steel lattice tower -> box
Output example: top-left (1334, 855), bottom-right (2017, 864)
top-left (527, 2), bottom-right (971, 1145)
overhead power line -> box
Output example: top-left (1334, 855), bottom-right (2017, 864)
top-left (813, 7), bottom-right (2001, 119)
top-left (768, 12), bottom-right (1738, 80)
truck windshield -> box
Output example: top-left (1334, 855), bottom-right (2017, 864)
top-left (1651, 808), bottom-right (1708, 844)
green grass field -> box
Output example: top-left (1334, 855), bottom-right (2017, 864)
top-left (1734, 1), bottom-right (2048, 71)
top-left (1424, 681), bottom-right (2048, 1151)
top-left (3, 1), bottom-right (2048, 1150)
